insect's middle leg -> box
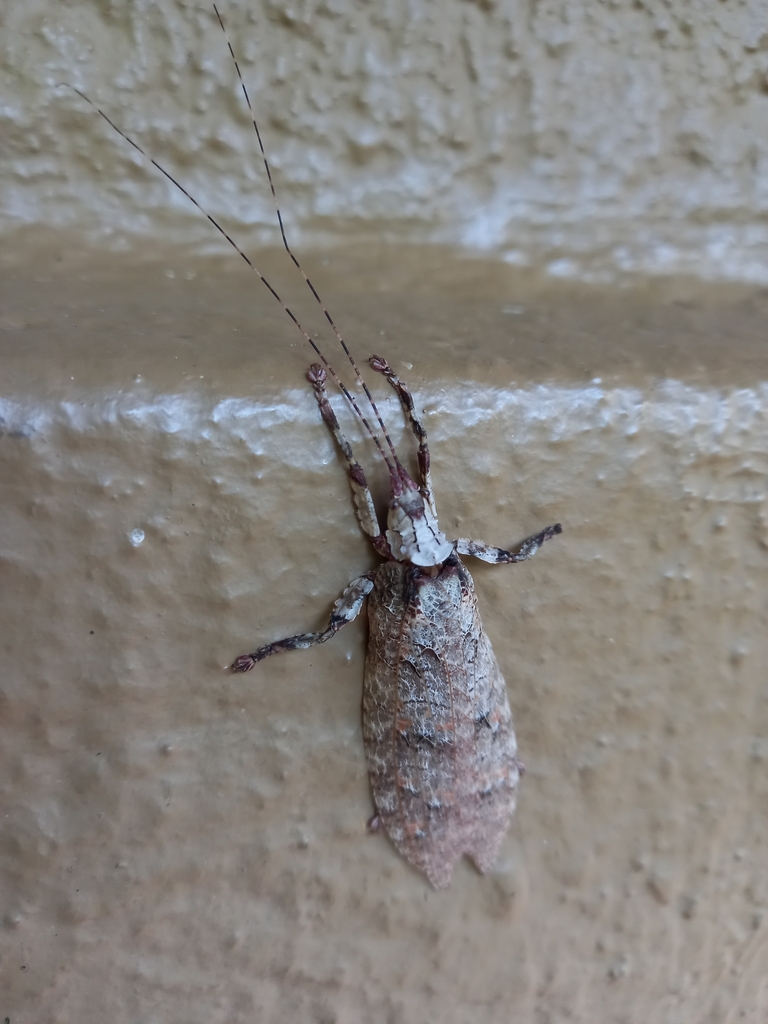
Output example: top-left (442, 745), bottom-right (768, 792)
top-left (307, 364), bottom-right (391, 558)
top-left (232, 572), bottom-right (375, 672)
top-left (456, 523), bottom-right (562, 564)
top-left (368, 355), bottom-right (437, 515)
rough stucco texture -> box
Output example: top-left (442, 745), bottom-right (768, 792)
top-left (4, 0), bottom-right (768, 281)
top-left (3, 1), bottom-right (768, 1020)
top-left (1, 242), bottom-right (768, 1022)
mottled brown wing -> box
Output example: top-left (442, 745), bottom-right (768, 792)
top-left (363, 557), bottom-right (520, 889)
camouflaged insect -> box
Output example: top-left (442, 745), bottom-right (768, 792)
top-left (70, 3), bottom-right (562, 890)
top-left (233, 357), bottom-right (561, 889)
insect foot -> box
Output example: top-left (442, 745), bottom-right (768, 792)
top-left (306, 363), bottom-right (326, 387)
top-left (231, 653), bottom-right (258, 673)
top-left (232, 573), bottom-right (375, 673)
top-left (456, 523), bottom-right (562, 565)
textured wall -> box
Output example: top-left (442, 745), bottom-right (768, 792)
top-left (1, 243), bottom-right (768, 1022)
top-left (4, 0), bottom-right (768, 280)
top-left (3, 2), bottom-right (768, 1019)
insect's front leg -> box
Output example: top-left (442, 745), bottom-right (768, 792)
top-left (307, 364), bottom-right (392, 559)
top-left (456, 523), bottom-right (562, 564)
top-left (368, 355), bottom-right (437, 516)
top-left (232, 572), bottom-right (375, 672)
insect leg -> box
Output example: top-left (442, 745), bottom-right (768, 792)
top-left (232, 572), bottom-right (375, 672)
top-left (368, 355), bottom-right (437, 516)
top-left (456, 523), bottom-right (562, 564)
top-left (307, 364), bottom-right (392, 558)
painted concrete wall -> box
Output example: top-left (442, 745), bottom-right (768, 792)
top-left (4, 0), bottom-right (768, 280)
top-left (2, 3), bottom-right (768, 1021)
top-left (2, 241), bottom-right (768, 1023)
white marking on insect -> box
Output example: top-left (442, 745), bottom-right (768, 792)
top-left (62, 4), bottom-right (562, 889)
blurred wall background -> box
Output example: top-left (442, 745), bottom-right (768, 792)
top-left (3, 0), bottom-right (768, 281)
top-left (3, 5), bottom-right (768, 1022)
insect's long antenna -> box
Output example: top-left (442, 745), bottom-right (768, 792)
top-left (61, 84), bottom-right (393, 468)
top-left (212, 4), bottom-right (403, 470)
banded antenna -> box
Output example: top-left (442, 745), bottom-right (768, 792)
top-left (60, 27), bottom-right (398, 472)
top-left (213, 4), bottom-right (403, 471)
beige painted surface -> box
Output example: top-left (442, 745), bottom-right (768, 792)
top-left (3, 0), bottom-right (768, 279)
top-left (2, 1), bottom-right (768, 1020)
top-left (1, 238), bottom-right (768, 1021)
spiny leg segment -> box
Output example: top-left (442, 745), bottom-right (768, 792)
top-left (307, 365), bottom-right (392, 558)
top-left (456, 523), bottom-right (562, 564)
top-left (232, 572), bottom-right (375, 672)
top-left (368, 355), bottom-right (438, 517)
top-left (231, 366), bottom-right (388, 674)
